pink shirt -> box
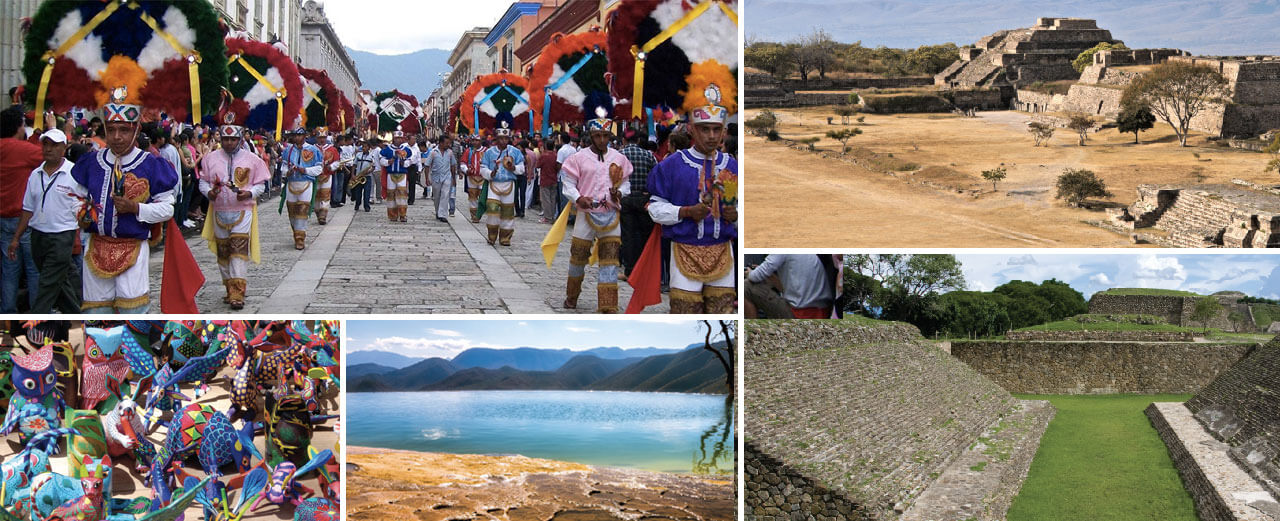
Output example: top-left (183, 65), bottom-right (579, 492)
top-left (560, 147), bottom-right (632, 213)
top-left (199, 147), bottom-right (271, 211)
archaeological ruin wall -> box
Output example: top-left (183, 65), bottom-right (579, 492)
top-left (936, 18), bottom-right (1118, 94)
top-left (1087, 292), bottom-right (1257, 331)
top-left (1147, 336), bottom-right (1280, 520)
top-left (1108, 184), bottom-right (1280, 248)
top-left (952, 339), bottom-right (1254, 394)
top-left (1004, 329), bottom-right (1196, 341)
top-left (745, 320), bottom-right (1019, 521)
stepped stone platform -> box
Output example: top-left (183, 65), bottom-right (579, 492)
top-left (953, 339), bottom-right (1253, 394)
top-left (936, 18), bottom-right (1118, 90)
top-left (745, 320), bottom-right (1052, 521)
top-left (1108, 184), bottom-right (1280, 248)
top-left (1147, 334), bottom-right (1280, 520)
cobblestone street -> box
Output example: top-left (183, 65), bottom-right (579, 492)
top-left (148, 188), bottom-right (669, 313)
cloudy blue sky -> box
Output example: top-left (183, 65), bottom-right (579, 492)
top-left (746, 0), bottom-right (1280, 55)
top-left (956, 253), bottom-right (1280, 300)
top-left (346, 319), bottom-right (715, 359)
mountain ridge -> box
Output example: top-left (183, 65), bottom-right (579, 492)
top-left (346, 47), bottom-right (451, 101)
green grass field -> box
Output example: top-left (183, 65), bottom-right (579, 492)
top-left (1018, 319), bottom-right (1192, 332)
top-left (1006, 394), bottom-right (1197, 521)
top-left (1098, 288), bottom-right (1201, 297)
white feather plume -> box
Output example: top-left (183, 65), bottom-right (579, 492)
top-left (136, 7), bottom-right (197, 72)
top-left (243, 66), bottom-right (287, 107)
top-left (654, 0), bottom-right (738, 67)
top-left (51, 11), bottom-right (108, 81)
top-left (547, 64), bottom-right (588, 108)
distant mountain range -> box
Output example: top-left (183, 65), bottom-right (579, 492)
top-left (746, 0), bottom-right (1280, 56)
top-left (346, 47), bottom-right (451, 101)
top-left (348, 344), bottom-right (729, 394)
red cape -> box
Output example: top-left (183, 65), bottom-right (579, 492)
top-left (624, 224), bottom-right (664, 314)
top-left (160, 218), bottom-right (205, 313)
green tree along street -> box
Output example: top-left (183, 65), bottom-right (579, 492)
top-left (1006, 394), bottom-right (1198, 521)
top-left (1121, 61), bottom-right (1230, 147)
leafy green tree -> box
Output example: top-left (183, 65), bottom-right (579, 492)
top-left (1067, 113), bottom-right (1095, 146)
top-left (846, 254), bottom-right (965, 326)
top-left (982, 166), bottom-right (1007, 191)
top-left (1227, 311), bottom-right (1246, 333)
top-left (745, 110), bottom-right (778, 136)
top-left (936, 291), bottom-right (1011, 338)
top-left (1056, 168), bottom-right (1112, 207)
top-left (834, 106), bottom-right (857, 125)
top-left (745, 41), bottom-right (794, 79)
top-left (991, 279), bottom-right (1086, 329)
top-left (1073, 42), bottom-right (1128, 73)
top-left (826, 127), bottom-right (862, 154)
top-left (1191, 297), bottom-right (1224, 333)
top-left (1028, 121), bottom-right (1055, 146)
top-left (1116, 104), bottom-right (1156, 144)
top-left (796, 136), bottom-right (820, 150)
top-left (1121, 62), bottom-right (1230, 147)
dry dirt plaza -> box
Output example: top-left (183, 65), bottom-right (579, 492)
top-left (743, 106), bottom-right (1278, 248)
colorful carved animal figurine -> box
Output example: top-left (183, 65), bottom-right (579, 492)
top-left (118, 328), bottom-right (157, 380)
top-left (265, 378), bottom-right (314, 467)
top-left (29, 453), bottom-right (109, 520)
top-left (65, 409), bottom-right (107, 478)
top-left (142, 346), bottom-right (230, 429)
top-left (293, 498), bottom-right (339, 521)
top-left (44, 454), bottom-right (109, 521)
top-left (0, 351), bottom-right (14, 411)
top-left (1, 344), bottom-right (66, 442)
top-left (251, 450), bottom-right (332, 511)
top-left (81, 327), bottom-right (133, 411)
top-left (149, 403), bottom-right (261, 508)
top-left (163, 321), bottom-right (206, 364)
top-left (102, 376), bottom-right (156, 473)
top-left (190, 466), bottom-right (267, 521)
top-left (1, 428), bottom-right (72, 510)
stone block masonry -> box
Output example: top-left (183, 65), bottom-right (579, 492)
top-left (1186, 336), bottom-right (1280, 499)
top-left (1088, 292), bottom-right (1258, 331)
top-left (1005, 329), bottom-right (1196, 341)
top-left (1111, 184), bottom-right (1280, 248)
top-left (745, 320), bottom-right (1018, 521)
top-left (951, 340), bottom-right (1254, 394)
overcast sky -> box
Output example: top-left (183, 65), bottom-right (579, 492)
top-left (956, 253), bottom-right (1280, 301)
top-left (346, 318), bottom-right (716, 359)
top-left (323, 0), bottom-right (518, 54)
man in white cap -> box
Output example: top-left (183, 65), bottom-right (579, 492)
top-left (479, 122), bottom-right (524, 245)
top-left (68, 86), bottom-right (179, 313)
top-left (559, 110), bottom-right (631, 312)
top-left (6, 128), bottom-right (81, 313)
top-left (379, 129), bottom-right (413, 222)
top-left (199, 105), bottom-right (271, 309)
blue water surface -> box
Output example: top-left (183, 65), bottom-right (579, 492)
top-left (348, 390), bottom-right (735, 474)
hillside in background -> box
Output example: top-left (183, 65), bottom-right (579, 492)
top-left (746, 0), bottom-right (1280, 55)
top-left (347, 350), bottom-right (424, 369)
top-left (348, 343), bottom-right (730, 394)
top-left (346, 47), bottom-right (451, 100)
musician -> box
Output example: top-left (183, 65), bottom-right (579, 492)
top-left (349, 137), bottom-right (380, 213)
top-left (313, 130), bottom-right (339, 224)
top-left (424, 133), bottom-right (458, 223)
top-left (198, 105), bottom-right (269, 310)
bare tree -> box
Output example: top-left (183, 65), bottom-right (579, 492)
top-left (700, 320), bottom-right (736, 398)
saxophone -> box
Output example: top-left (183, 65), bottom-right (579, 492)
top-left (349, 158), bottom-right (373, 189)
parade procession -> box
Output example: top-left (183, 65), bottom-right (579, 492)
top-left (0, 0), bottom-right (740, 315)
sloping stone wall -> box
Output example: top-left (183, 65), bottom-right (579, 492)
top-left (745, 320), bottom-right (1016, 521)
top-left (951, 340), bottom-right (1253, 394)
top-left (1185, 336), bottom-right (1280, 497)
top-left (1088, 292), bottom-right (1259, 331)
top-left (1005, 329), bottom-right (1195, 341)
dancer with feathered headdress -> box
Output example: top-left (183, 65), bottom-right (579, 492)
top-left (197, 91), bottom-right (271, 310)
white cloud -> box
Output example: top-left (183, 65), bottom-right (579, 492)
top-left (1007, 255), bottom-right (1038, 266)
top-left (1123, 255), bottom-right (1188, 287)
top-left (1090, 272), bottom-right (1112, 285)
top-left (517, 322), bottom-right (528, 326)
top-left (428, 328), bottom-right (463, 337)
top-left (565, 326), bottom-right (600, 333)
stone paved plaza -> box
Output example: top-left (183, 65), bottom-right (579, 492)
top-left (146, 189), bottom-right (670, 314)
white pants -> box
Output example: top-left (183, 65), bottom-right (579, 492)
top-left (670, 248), bottom-right (735, 292)
top-left (286, 181), bottom-right (312, 233)
top-left (213, 210), bottom-right (252, 283)
top-left (82, 236), bottom-right (150, 313)
top-left (387, 174), bottom-right (409, 209)
top-left (485, 181), bottom-right (516, 230)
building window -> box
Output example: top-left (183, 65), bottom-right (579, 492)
top-left (503, 43), bottom-right (513, 72)
top-left (237, 1), bottom-right (248, 26)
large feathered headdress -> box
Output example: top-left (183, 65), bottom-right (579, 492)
top-left (369, 90), bottom-right (421, 134)
top-left (529, 30), bottom-right (611, 137)
top-left (22, 0), bottom-right (229, 127)
top-left (299, 66), bottom-right (350, 131)
top-left (607, 0), bottom-right (738, 120)
top-left (221, 37), bottom-right (303, 140)
top-left (460, 72), bottom-right (533, 135)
